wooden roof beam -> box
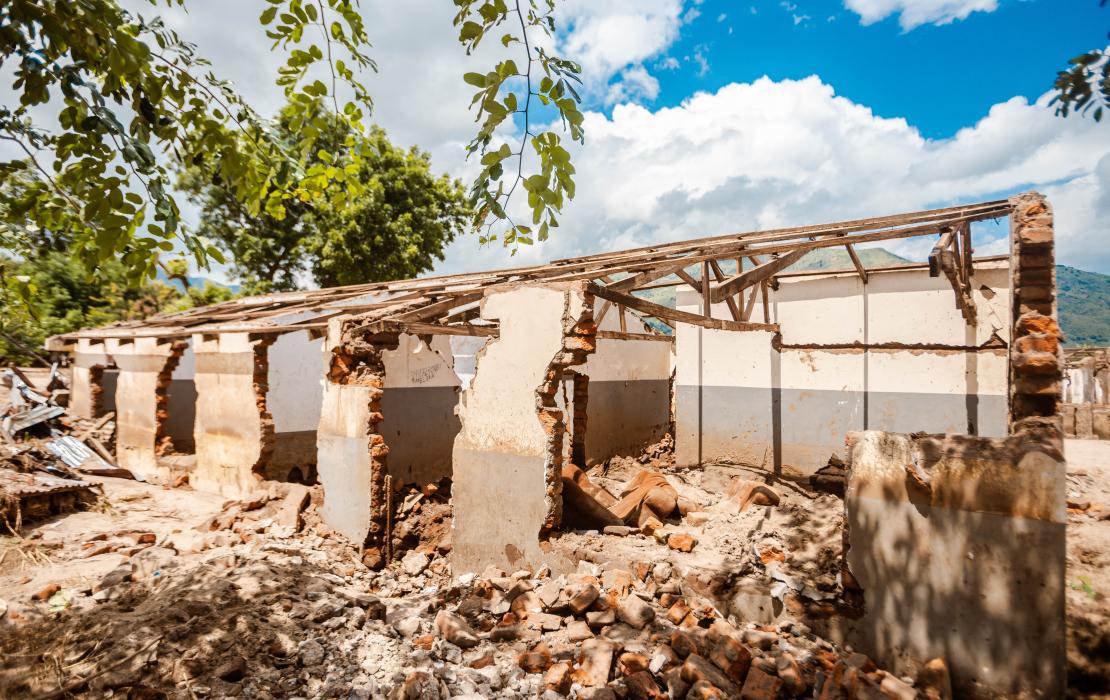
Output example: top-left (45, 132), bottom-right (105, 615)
top-left (710, 248), bottom-right (809, 303)
top-left (590, 283), bottom-right (778, 333)
top-left (845, 244), bottom-right (868, 284)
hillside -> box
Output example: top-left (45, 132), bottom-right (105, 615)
top-left (630, 252), bottom-right (1110, 347)
top-left (1059, 265), bottom-right (1110, 347)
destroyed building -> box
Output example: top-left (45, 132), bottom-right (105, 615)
top-left (41, 193), bottom-right (1066, 698)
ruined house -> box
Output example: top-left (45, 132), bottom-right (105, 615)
top-left (49, 193), bottom-right (1065, 697)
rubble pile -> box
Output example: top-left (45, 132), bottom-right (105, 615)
top-left (0, 509), bottom-right (946, 700)
top-left (0, 367), bottom-right (130, 530)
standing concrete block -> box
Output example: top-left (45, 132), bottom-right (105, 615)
top-left (1076, 402), bottom-right (1094, 438)
top-left (1093, 407), bottom-right (1110, 440)
top-left (1061, 403), bottom-right (1077, 437)
top-left (452, 284), bottom-right (592, 574)
top-left (192, 333), bottom-right (273, 497)
top-left (842, 431), bottom-right (1065, 698)
top-left (111, 337), bottom-right (187, 480)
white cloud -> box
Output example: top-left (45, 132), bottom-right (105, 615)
top-left (843, 0), bottom-right (999, 30)
top-left (436, 76), bottom-right (1110, 275)
top-left (557, 0), bottom-right (686, 97)
top-left (606, 65), bottom-right (662, 104)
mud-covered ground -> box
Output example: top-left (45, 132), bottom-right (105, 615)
top-left (1064, 439), bottom-right (1110, 699)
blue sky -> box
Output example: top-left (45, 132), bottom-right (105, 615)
top-left (649, 0), bottom-right (1106, 139)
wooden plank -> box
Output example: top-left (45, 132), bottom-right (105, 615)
top-left (595, 300), bottom-right (613, 326)
top-left (365, 320), bottom-right (500, 337)
top-left (760, 280), bottom-right (770, 324)
top-left (607, 255), bottom-right (703, 293)
top-left (741, 283), bottom-right (759, 322)
top-left (391, 292), bottom-right (485, 322)
top-left (618, 304), bottom-right (627, 333)
top-left (711, 248), bottom-right (809, 303)
top-left (589, 284), bottom-right (778, 333)
top-left (674, 269), bottom-right (700, 289)
top-left (708, 260), bottom-right (741, 322)
top-left (845, 244), bottom-right (868, 284)
top-left (701, 262), bottom-right (711, 318)
top-left (958, 221), bottom-right (974, 292)
top-left (928, 229), bottom-right (956, 277)
top-left (596, 330), bottom-right (673, 342)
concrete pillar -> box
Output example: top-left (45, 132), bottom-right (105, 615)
top-left (452, 282), bottom-right (595, 573)
top-left (110, 337), bottom-right (187, 479)
top-left (192, 332), bottom-right (274, 497)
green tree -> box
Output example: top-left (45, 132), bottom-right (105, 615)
top-left (179, 101), bottom-right (469, 292)
top-left (0, 252), bottom-right (184, 364)
top-left (1052, 1), bottom-right (1110, 120)
top-left (0, 0), bottom-right (584, 309)
top-left (305, 127), bottom-right (471, 287)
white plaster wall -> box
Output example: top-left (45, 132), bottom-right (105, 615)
top-left (450, 336), bottom-right (490, 391)
top-left (677, 262), bottom-right (1011, 346)
top-left (585, 305), bottom-right (672, 382)
top-left (455, 287), bottom-right (568, 455)
top-left (267, 330), bottom-right (325, 433)
top-left (381, 334), bottom-right (459, 390)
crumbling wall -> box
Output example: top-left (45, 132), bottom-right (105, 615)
top-left (840, 430), bottom-right (1065, 698)
top-left (111, 337), bottom-right (187, 479)
top-left (316, 321), bottom-right (395, 546)
top-left (675, 262), bottom-right (1011, 475)
top-left (316, 324), bottom-right (460, 548)
top-left (264, 330), bottom-right (326, 482)
top-left (192, 332), bottom-right (276, 496)
top-left (452, 283), bottom-right (595, 573)
top-left (833, 193), bottom-right (1066, 698)
top-left (575, 305), bottom-right (672, 466)
top-left (69, 338), bottom-right (116, 419)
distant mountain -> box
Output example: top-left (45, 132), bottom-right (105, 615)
top-left (787, 247), bottom-right (910, 272)
top-left (630, 251), bottom-right (1110, 347)
top-left (154, 270), bottom-right (241, 294)
top-left (1059, 265), bottom-right (1110, 347)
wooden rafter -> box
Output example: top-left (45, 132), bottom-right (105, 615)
top-left (590, 284), bottom-right (778, 333)
top-left (845, 244), bottom-right (868, 284)
top-left (928, 227), bottom-right (977, 325)
top-left (711, 248), bottom-right (809, 304)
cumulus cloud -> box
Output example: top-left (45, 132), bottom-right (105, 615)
top-left (843, 0), bottom-right (999, 30)
top-left (436, 76), bottom-right (1110, 275)
top-left (606, 65), bottom-right (662, 104)
top-left (556, 0), bottom-right (689, 103)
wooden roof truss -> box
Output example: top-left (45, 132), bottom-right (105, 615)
top-left (60, 199), bottom-right (1013, 344)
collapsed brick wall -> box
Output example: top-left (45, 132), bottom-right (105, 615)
top-left (152, 340), bottom-right (188, 456)
top-left (536, 289), bottom-right (597, 533)
top-left (328, 330), bottom-right (399, 551)
top-left (1009, 192), bottom-right (1063, 441)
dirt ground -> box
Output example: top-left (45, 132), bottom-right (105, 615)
top-left (1063, 438), bottom-right (1110, 699)
top-left (0, 439), bottom-right (1105, 698)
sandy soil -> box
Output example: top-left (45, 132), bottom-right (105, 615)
top-left (1063, 438), bottom-right (1110, 698)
